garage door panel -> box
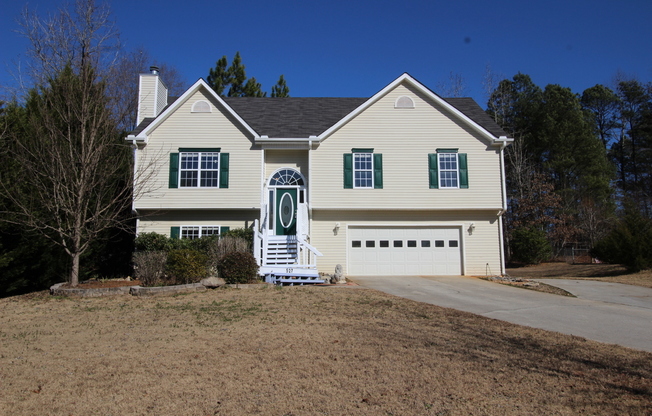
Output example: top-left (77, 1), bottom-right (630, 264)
top-left (348, 226), bottom-right (462, 276)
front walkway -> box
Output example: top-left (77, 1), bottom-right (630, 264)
top-left (350, 275), bottom-right (652, 353)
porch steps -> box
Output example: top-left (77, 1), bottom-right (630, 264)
top-left (261, 236), bottom-right (326, 285)
top-left (264, 235), bottom-right (298, 265)
top-left (264, 268), bottom-right (326, 286)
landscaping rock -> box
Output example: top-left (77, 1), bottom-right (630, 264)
top-left (201, 276), bottom-right (226, 288)
top-left (129, 283), bottom-right (206, 297)
top-left (50, 282), bottom-right (132, 297)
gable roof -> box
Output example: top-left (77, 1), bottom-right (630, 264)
top-left (129, 74), bottom-right (509, 143)
top-left (318, 73), bottom-right (509, 144)
top-left (224, 97), bottom-right (367, 138)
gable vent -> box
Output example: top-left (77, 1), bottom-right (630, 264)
top-left (395, 96), bottom-right (415, 109)
top-left (191, 100), bottom-right (211, 113)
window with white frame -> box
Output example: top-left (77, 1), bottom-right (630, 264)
top-left (180, 151), bottom-right (219, 187)
top-left (438, 153), bottom-right (459, 188)
top-left (181, 225), bottom-right (221, 239)
top-left (354, 153), bottom-right (373, 188)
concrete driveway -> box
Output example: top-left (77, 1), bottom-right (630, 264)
top-left (350, 275), bottom-right (652, 353)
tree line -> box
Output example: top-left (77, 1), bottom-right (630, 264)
top-left (0, 0), bottom-right (291, 296)
top-left (1, 0), bottom-right (649, 297)
top-left (487, 73), bottom-right (652, 269)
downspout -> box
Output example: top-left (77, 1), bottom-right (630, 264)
top-left (126, 135), bottom-right (140, 236)
top-left (498, 139), bottom-right (509, 276)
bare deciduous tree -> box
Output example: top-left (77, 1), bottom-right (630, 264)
top-left (0, 0), bottom-right (160, 286)
top-left (436, 71), bottom-right (468, 98)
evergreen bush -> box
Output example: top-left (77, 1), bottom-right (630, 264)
top-left (165, 249), bottom-right (209, 285)
top-left (217, 251), bottom-right (259, 284)
top-left (510, 227), bottom-right (552, 265)
top-left (134, 232), bottom-right (173, 252)
top-left (591, 206), bottom-right (652, 272)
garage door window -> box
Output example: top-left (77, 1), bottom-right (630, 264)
top-left (449, 240), bottom-right (459, 247)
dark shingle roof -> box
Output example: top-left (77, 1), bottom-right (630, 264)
top-left (224, 97), bottom-right (367, 138)
top-left (443, 98), bottom-right (507, 138)
top-left (132, 93), bottom-right (507, 139)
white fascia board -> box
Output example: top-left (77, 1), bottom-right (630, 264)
top-left (318, 73), bottom-right (512, 145)
top-left (312, 206), bottom-right (504, 212)
top-left (134, 78), bottom-right (260, 141)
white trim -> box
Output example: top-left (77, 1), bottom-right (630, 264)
top-left (180, 224), bottom-right (222, 239)
top-left (310, 207), bottom-right (504, 211)
top-left (437, 153), bottom-right (460, 189)
top-left (353, 152), bottom-right (374, 189)
top-left (266, 167), bottom-right (306, 188)
top-left (134, 206), bottom-right (261, 210)
top-left (135, 78), bottom-right (259, 141)
top-left (318, 73), bottom-right (510, 146)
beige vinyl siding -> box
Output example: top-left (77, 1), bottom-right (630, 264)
top-left (311, 83), bottom-right (503, 210)
top-left (137, 209), bottom-right (258, 236)
top-left (137, 75), bottom-right (157, 125)
top-left (264, 149), bottom-right (309, 181)
top-left (155, 77), bottom-right (168, 116)
top-left (134, 88), bottom-right (262, 210)
top-left (310, 210), bottom-right (502, 276)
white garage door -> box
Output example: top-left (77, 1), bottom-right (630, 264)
top-left (348, 226), bottom-right (462, 276)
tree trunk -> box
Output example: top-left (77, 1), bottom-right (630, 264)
top-left (70, 251), bottom-right (80, 287)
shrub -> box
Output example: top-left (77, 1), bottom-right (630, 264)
top-left (591, 205), bottom-right (652, 272)
top-left (217, 251), bottom-right (259, 284)
top-left (166, 249), bottom-right (209, 285)
top-left (510, 227), bottom-right (552, 265)
top-left (134, 232), bottom-right (173, 252)
top-left (222, 228), bottom-right (254, 249)
top-left (132, 251), bottom-right (167, 287)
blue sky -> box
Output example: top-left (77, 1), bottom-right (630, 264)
top-left (1, 0), bottom-right (651, 108)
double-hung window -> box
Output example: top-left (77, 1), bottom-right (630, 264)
top-left (343, 149), bottom-right (383, 189)
top-left (354, 153), bottom-right (373, 188)
top-left (169, 148), bottom-right (229, 189)
top-left (170, 225), bottom-right (229, 239)
top-left (429, 149), bottom-right (468, 189)
top-left (438, 153), bottom-right (459, 188)
top-left (180, 152), bottom-right (219, 187)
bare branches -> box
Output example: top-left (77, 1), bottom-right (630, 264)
top-left (17, 0), bottom-right (120, 87)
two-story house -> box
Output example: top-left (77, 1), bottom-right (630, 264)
top-left (127, 68), bottom-right (512, 281)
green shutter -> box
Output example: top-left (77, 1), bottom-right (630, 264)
top-left (219, 153), bottom-right (229, 188)
top-left (458, 153), bottom-right (468, 189)
top-left (169, 153), bottom-right (179, 188)
top-left (220, 226), bottom-right (230, 236)
top-left (170, 226), bottom-right (180, 239)
top-left (428, 153), bottom-right (439, 189)
top-left (373, 153), bottom-right (383, 189)
top-left (343, 153), bottom-right (353, 188)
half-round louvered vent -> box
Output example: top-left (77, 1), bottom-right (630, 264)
top-left (395, 96), bottom-right (415, 109)
top-left (191, 100), bottom-right (211, 113)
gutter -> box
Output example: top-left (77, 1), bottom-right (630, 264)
top-left (496, 136), bottom-right (511, 275)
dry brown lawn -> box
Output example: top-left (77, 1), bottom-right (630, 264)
top-left (1, 285), bottom-right (650, 415)
top-left (507, 263), bottom-right (652, 288)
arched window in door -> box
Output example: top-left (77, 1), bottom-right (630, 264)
top-left (269, 168), bottom-right (304, 186)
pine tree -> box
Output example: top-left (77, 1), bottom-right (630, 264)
top-left (206, 52), bottom-right (288, 97)
top-left (271, 75), bottom-right (290, 97)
